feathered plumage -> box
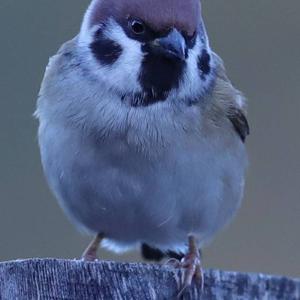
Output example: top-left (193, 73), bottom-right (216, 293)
top-left (36, 0), bottom-right (249, 292)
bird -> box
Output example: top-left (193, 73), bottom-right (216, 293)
top-left (35, 0), bottom-right (249, 294)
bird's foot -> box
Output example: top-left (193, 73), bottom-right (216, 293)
top-left (177, 247), bottom-right (203, 298)
top-left (81, 233), bottom-right (104, 262)
top-left (165, 236), bottom-right (204, 298)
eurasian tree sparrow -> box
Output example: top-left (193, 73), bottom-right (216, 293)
top-left (36, 0), bottom-right (249, 292)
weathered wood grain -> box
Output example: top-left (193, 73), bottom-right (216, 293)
top-left (0, 259), bottom-right (299, 299)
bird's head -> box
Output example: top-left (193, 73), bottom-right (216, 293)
top-left (78, 0), bottom-right (215, 106)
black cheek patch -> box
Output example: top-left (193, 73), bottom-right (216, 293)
top-left (198, 49), bottom-right (211, 79)
top-left (90, 29), bottom-right (122, 65)
top-left (138, 45), bottom-right (185, 106)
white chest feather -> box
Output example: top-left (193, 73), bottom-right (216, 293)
top-left (38, 100), bottom-right (247, 253)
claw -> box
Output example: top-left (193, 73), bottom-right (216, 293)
top-left (164, 257), bottom-right (182, 268)
top-left (195, 263), bottom-right (204, 291)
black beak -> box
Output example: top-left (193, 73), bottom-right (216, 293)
top-left (153, 29), bottom-right (186, 61)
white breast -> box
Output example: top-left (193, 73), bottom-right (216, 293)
top-left (38, 100), bottom-right (247, 253)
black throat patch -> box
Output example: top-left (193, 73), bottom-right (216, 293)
top-left (137, 44), bottom-right (186, 106)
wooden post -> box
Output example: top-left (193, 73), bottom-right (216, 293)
top-left (0, 259), bottom-right (299, 299)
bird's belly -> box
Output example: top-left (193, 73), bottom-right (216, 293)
top-left (40, 125), bottom-right (247, 252)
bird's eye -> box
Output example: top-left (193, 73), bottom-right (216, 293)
top-left (130, 20), bottom-right (145, 35)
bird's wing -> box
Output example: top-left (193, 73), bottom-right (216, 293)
top-left (227, 106), bottom-right (250, 143)
top-left (207, 53), bottom-right (250, 143)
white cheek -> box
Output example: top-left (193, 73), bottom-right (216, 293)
top-left (175, 38), bottom-right (204, 99)
top-left (79, 20), bottom-right (143, 94)
top-left (103, 21), bottom-right (143, 93)
top-left (175, 35), bottom-right (215, 102)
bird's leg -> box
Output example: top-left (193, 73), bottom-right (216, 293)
top-left (177, 235), bottom-right (204, 298)
top-left (81, 233), bottom-right (104, 261)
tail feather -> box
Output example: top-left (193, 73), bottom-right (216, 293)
top-left (141, 243), bottom-right (185, 262)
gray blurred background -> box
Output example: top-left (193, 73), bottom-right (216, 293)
top-left (0, 1), bottom-right (299, 278)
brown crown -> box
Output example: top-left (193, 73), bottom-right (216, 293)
top-left (89, 0), bottom-right (201, 36)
